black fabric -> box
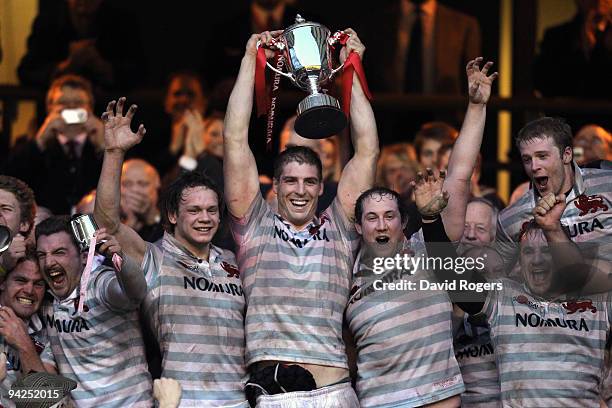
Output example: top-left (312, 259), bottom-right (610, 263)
top-left (2, 138), bottom-right (102, 215)
top-left (245, 364), bottom-right (316, 407)
top-left (421, 217), bottom-right (486, 314)
top-left (404, 8), bottom-right (423, 93)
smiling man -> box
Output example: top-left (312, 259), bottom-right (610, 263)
top-left (496, 117), bottom-right (612, 274)
top-left (0, 252), bottom-right (57, 406)
top-left (94, 98), bottom-right (248, 406)
top-left (35, 216), bottom-right (152, 407)
top-left (224, 29), bottom-right (378, 405)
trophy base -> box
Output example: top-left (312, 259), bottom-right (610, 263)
top-left (295, 94), bottom-right (347, 139)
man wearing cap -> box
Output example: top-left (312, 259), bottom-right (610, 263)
top-left (35, 216), bottom-right (152, 407)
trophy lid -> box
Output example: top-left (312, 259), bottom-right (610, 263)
top-left (284, 14), bottom-right (329, 32)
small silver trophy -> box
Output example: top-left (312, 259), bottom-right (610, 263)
top-left (70, 214), bottom-right (100, 251)
top-left (0, 225), bottom-right (12, 256)
top-left (259, 15), bottom-right (348, 139)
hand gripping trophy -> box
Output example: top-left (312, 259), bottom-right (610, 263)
top-left (256, 15), bottom-right (370, 139)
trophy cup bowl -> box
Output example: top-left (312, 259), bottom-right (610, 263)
top-left (70, 214), bottom-right (100, 251)
top-left (260, 15), bottom-right (347, 139)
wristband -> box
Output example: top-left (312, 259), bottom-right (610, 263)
top-left (420, 213), bottom-right (441, 221)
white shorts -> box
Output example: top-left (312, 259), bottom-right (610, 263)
top-left (255, 382), bottom-right (359, 408)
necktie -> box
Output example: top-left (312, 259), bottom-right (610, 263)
top-left (66, 140), bottom-right (78, 161)
top-left (404, 7), bottom-right (423, 93)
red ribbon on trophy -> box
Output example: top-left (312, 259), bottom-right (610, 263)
top-left (254, 19), bottom-right (373, 140)
top-left (329, 31), bottom-right (373, 118)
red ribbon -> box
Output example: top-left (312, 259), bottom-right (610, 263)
top-left (342, 51), bottom-right (373, 118)
top-left (255, 46), bottom-right (269, 117)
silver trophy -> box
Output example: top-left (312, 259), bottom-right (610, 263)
top-left (260, 15), bottom-right (347, 139)
top-left (0, 225), bottom-right (12, 256)
top-left (70, 214), bottom-right (100, 251)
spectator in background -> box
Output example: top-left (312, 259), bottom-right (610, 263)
top-left (121, 159), bottom-right (163, 243)
top-left (376, 143), bottom-right (419, 201)
top-left (414, 121), bottom-right (458, 170)
top-left (461, 197), bottom-right (498, 246)
top-left (320, 138), bottom-right (341, 183)
top-left (2, 75), bottom-right (103, 215)
top-left (534, 0), bottom-right (612, 128)
top-left (363, 0), bottom-right (481, 95)
top-left (573, 124), bottom-right (612, 165)
top-left (17, 0), bottom-right (144, 91)
top-left (208, 0), bottom-right (299, 83)
top-left (131, 71), bottom-right (208, 178)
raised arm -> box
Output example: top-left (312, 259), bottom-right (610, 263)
top-left (442, 58), bottom-right (498, 241)
top-left (412, 170), bottom-right (487, 315)
top-left (95, 228), bottom-right (147, 308)
top-left (94, 98), bottom-right (147, 264)
top-left (223, 31), bottom-right (280, 218)
top-left (336, 29), bottom-right (380, 221)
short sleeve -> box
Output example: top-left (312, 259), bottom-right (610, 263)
top-left (142, 242), bottom-right (163, 287)
top-left (480, 279), bottom-right (502, 326)
top-left (325, 197), bottom-right (359, 253)
top-left (229, 193), bottom-right (270, 246)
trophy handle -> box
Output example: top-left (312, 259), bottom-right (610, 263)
top-left (328, 31), bottom-right (351, 79)
top-left (256, 40), bottom-right (296, 84)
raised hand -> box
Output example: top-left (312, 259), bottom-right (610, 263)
top-left (246, 30), bottom-right (284, 59)
top-left (340, 28), bottom-right (365, 63)
top-left (101, 97), bottom-right (146, 153)
top-left (466, 57), bottom-right (498, 105)
top-left (411, 168), bottom-right (450, 218)
top-left (0, 306), bottom-right (31, 350)
top-left (533, 193), bottom-right (566, 232)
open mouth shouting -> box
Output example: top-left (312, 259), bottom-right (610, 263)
top-left (46, 266), bottom-right (67, 291)
top-left (375, 235), bottom-right (390, 245)
top-left (534, 176), bottom-right (549, 192)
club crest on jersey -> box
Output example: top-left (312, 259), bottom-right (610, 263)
top-left (574, 194), bottom-right (608, 216)
top-left (513, 295), bottom-right (541, 311)
top-left (308, 214), bottom-right (329, 236)
top-left (562, 299), bottom-right (597, 314)
top-left (220, 261), bottom-right (240, 278)
top-left (177, 260), bottom-right (200, 272)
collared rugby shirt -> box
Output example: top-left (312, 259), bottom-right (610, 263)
top-left (0, 314), bottom-right (56, 408)
top-left (497, 163), bottom-right (612, 273)
top-left (231, 194), bottom-right (359, 368)
top-left (41, 266), bottom-right (152, 407)
top-left (482, 278), bottom-right (612, 407)
top-left (452, 312), bottom-right (500, 407)
top-left (345, 234), bottom-right (464, 407)
top-left (141, 233), bottom-right (248, 407)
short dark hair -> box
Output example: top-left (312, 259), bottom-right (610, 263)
top-left (354, 187), bottom-right (408, 225)
top-left (273, 145), bottom-right (323, 181)
top-left (414, 121), bottom-right (458, 160)
top-left (47, 74), bottom-right (94, 109)
top-left (0, 176), bottom-right (36, 234)
top-left (5, 246), bottom-right (39, 279)
top-left (160, 171), bottom-right (223, 234)
top-left (35, 215), bottom-right (79, 250)
top-left (515, 117), bottom-right (573, 155)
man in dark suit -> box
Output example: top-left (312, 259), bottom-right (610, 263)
top-left (534, 0), bottom-right (611, 129)
top-left (2, 75), bottom-right (103, 215)
top-left (362, 0), bottom-right (481, 95)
